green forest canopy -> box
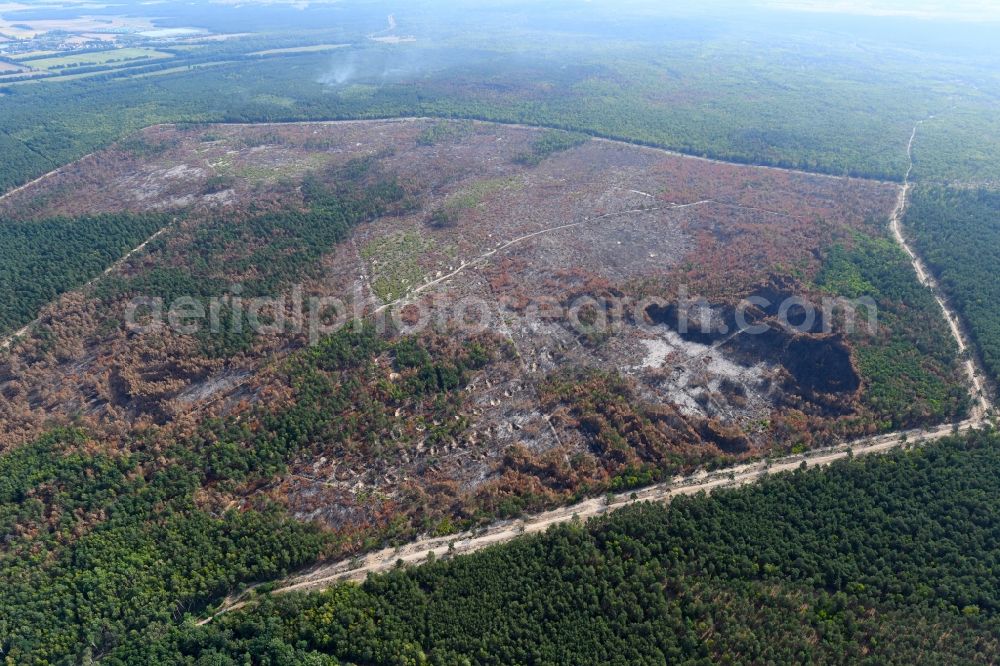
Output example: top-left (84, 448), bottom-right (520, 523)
top-left (0, 213), bottom-right (169, 336)
top-left (116, 429), bottom-right (1000, 664)
top-left (905, 186), bottom-right (1000, 386)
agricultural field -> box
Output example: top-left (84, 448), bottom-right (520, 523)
top-left (22, 46), bottom-right (172, 70)
top-left (0, 12), bottom-right (154, 40)
top-left (8, 50), bottom-right (60, 59)
top-left (0, 120), bottom-right (967, 543)
top-left (250, 43), bottom-right (349, 56)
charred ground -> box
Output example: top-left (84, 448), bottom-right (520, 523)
top-left (0, 119), bottom-right (969, 545)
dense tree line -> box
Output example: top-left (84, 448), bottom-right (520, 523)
top-left (816, 231), bottom-right (970, 427)
top-left (2, 39), bottom-right (994, 197)
top-left (0, 212), bottom-right (168, 336)
top-left (104, 429), bottom-right (1000, 663)
top-left (0, 429), bottom-right (328, 663)
top-left (905, 186), bottom-right (1000, 387)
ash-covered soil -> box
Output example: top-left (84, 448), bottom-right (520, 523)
top-left (2, 119), bottom-right (933, 534)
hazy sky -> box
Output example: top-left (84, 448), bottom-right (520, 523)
top-left (760, 0), bottom-right (1000, 21)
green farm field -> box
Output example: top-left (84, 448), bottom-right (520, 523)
top-left (24, 46), bottom-right (172, 70)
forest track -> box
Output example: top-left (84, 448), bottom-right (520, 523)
top-left (888, 117), bottom-right (992, 420)
top-left (0, 149), bottom-right (99, 206)
top-left (0, 117), bottom-right (897, 210)
top-left (0, 223), bottom-right (173, 350)
top-left (199, 416), bottom-right (984, 625)
top-left (203, 116), bottom-right (896, 186)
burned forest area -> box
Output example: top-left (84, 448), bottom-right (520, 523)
top-left (0, 118), bottom-right (968, 548)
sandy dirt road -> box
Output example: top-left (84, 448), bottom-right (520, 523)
top-left (199, 417), bottom-right (983, 624)
top-left (0, 149), bottom-right (100, 205)
top-left (888, 117), bottom-right (992, 420)
top-left (0, 224), bottom-right (172, 350)
top-left (203, 116), bottom-right (892, 186)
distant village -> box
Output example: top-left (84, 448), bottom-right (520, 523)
top-left (1, 31), bottom-right (122, 56)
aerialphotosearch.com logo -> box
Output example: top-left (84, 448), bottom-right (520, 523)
top-left (123, 283), bottom-right (880, 345)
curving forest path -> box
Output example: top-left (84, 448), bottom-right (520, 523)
top-left (889, 117), bottom-right (992, 420)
